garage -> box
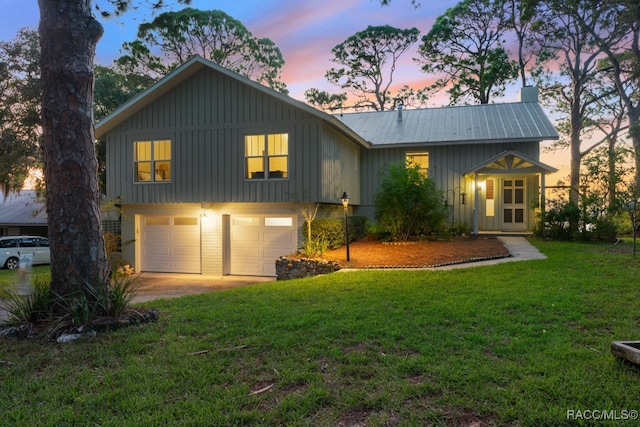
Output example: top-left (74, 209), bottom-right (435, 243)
top-left (230, 215), bottom-right (296, 276)
top-left (141, 215), bottom-right (201, 273)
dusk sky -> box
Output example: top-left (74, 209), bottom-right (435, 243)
top-left (2, 0), bottom-right (458, 101)
top-left (0, 0), bottom-right (568, 177)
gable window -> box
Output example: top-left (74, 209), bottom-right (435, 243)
top-left (134, 140), bottom-right (171, 182)
top-left (406, 152), bottom-right (429, 176)
top-left (245, 133), bottom-right (288, 180)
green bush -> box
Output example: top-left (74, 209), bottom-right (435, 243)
top-left (448, 221), bottom-right (471, 236)
top-left (348, 215), bottom-right (368, 241)
top-left (307, 216), bottom-right (368, 249)
top-left (537, 200), bottom-right (580, 240)
top-left (536, 199), bottom-right (618, 242)
top-left (611, 211), bottom-right (633, 235)
top-left (374, 162), bottom-right (447, 241)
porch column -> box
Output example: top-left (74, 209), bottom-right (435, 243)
top-left (473, 172), bottom-right (480, 235)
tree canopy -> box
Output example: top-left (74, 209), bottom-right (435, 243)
top-left (0, 28), bottom-right (42, 195)
top-left (306, 25), bottom-right (423, 112)
top-left (416, 0), bottom-right (519, 105)
top-left (94, 65), bottom-right (153, 120)
top-left (116, 8), bottom-right (288, 93)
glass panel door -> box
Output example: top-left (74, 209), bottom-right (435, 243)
top-left (502, 179), bottom-right (526, 231)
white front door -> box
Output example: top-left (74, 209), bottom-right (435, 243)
top-left (502, 179), bottom-right (527, 231)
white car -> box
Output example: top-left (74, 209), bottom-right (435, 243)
top-left (0, 236), bottom-right (51, 270)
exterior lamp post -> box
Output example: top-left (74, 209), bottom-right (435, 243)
top-left (341, 192), bottom-right (350, 261)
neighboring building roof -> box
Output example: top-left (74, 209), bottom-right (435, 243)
top-left (94, 55), bottom-right (369, 148)
top-left (335, 102), bottom-right (559, 147)
top-left (0, 190), bottom-right (47, 226)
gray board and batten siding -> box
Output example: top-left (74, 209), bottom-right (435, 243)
top-left (355, 141), bottom-right (540, 212)
top-left (99, 56), bottom-right (363, 207)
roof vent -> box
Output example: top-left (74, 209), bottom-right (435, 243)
top-left (397, 103), bottom-right (403, 122)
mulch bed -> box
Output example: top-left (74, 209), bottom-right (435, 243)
top-left (321, 236), bottom-right (512, 268)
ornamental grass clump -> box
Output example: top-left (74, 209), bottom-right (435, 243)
top-left (1, 271), bottom-right (140, 339)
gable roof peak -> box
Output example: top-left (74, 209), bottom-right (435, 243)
top-left (95, 55), bottom-right (369, 147)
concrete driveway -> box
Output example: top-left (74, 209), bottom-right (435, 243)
top-left (131, 273), bottom-right (275, 303)
top-left (0, 273), bottom-right (274, 321)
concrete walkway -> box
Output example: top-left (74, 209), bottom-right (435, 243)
top-left (428, 236), bottom-right (546, 270)
top-left (0, 237), bottom-right (545, 321)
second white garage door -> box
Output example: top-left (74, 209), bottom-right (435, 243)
top-left (141, 215), bottom-right (201, 273)
top-left (230, 215), bottom-right (296, 276)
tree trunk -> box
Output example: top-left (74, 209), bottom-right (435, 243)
top-left (608, 136), bottom-right (617, 211)
top-left (38, 0), bottom-right (110, 298)
top-left (569, 91), bottom-right (582, 207)
top-left (629, 107), bottom-right (640, 190)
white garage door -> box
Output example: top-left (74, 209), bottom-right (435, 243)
top-left (141, 215), bottom-right (201, 273)
top-left (230, 215), bottom-right (296, 276)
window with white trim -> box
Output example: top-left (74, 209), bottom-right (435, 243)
top-left (134, 140), bottom-right (171, 182)
top-left (245, 133), bottom-right (288, 180)
top-left (406, 152), bottom-right (429, 176)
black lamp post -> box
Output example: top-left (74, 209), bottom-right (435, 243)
top-left (341, 192), bottom-right (350, 261)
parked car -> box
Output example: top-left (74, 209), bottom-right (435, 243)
top-left (0, 236), bottom-right (50, 270)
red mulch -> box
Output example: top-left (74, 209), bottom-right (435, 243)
top-left (321, 236), bottom-right (511, 268)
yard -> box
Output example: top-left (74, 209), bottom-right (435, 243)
top-left (1, 239), bottom-right (640, 426)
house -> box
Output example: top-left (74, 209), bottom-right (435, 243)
top-left (95, 56), bottom-right (558, 277)
top-left (0, 189), bottom-right (124, 239)
top-left (0, 190), bottom-right (48, 237)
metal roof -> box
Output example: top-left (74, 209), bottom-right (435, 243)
top-left (334, 102), bottom-right (559, 147)
top-left (0, 190), bottom-right (47, 226)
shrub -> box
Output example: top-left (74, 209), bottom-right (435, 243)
top-left (374, 162), bottom-right (447, 241)
top-left (308, 218), bottom-right (344, 249)
top-left (348, 216), bottom-right (368, 241)
top-left (448, 222), bottom-right (471, 236)
top-left (367, 221), bottom-right (390, 241)
top-left (307, 216), bottom-right (368, 250)
top-left (536, 198), bottom-right (618, 242)
top-left (537, 200), bottom-right (580, 240)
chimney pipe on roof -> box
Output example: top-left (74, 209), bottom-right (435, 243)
top-left (397, 103), bottom-right (403, 122)
top-left (519, 86), bottom-right (539, 103)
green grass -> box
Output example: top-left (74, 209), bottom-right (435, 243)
top-left (2, 240), bottom-right (640, 426)
top-left (0, 266), bottom-right (50, 298)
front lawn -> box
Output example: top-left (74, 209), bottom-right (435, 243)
top-left (0, 266), bottom-right (50, 298)
top-left (2, 240), bottom-right (640, 426)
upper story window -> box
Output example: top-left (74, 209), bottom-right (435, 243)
top-left (406, 152), bottom-right (429, 177)
top-left (134, 139), bottom-right (171, 182)
top-left (245, 133), bottom-right (288, 180)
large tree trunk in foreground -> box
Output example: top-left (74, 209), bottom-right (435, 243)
top-left (38, 0), bottom-right (110, 298)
